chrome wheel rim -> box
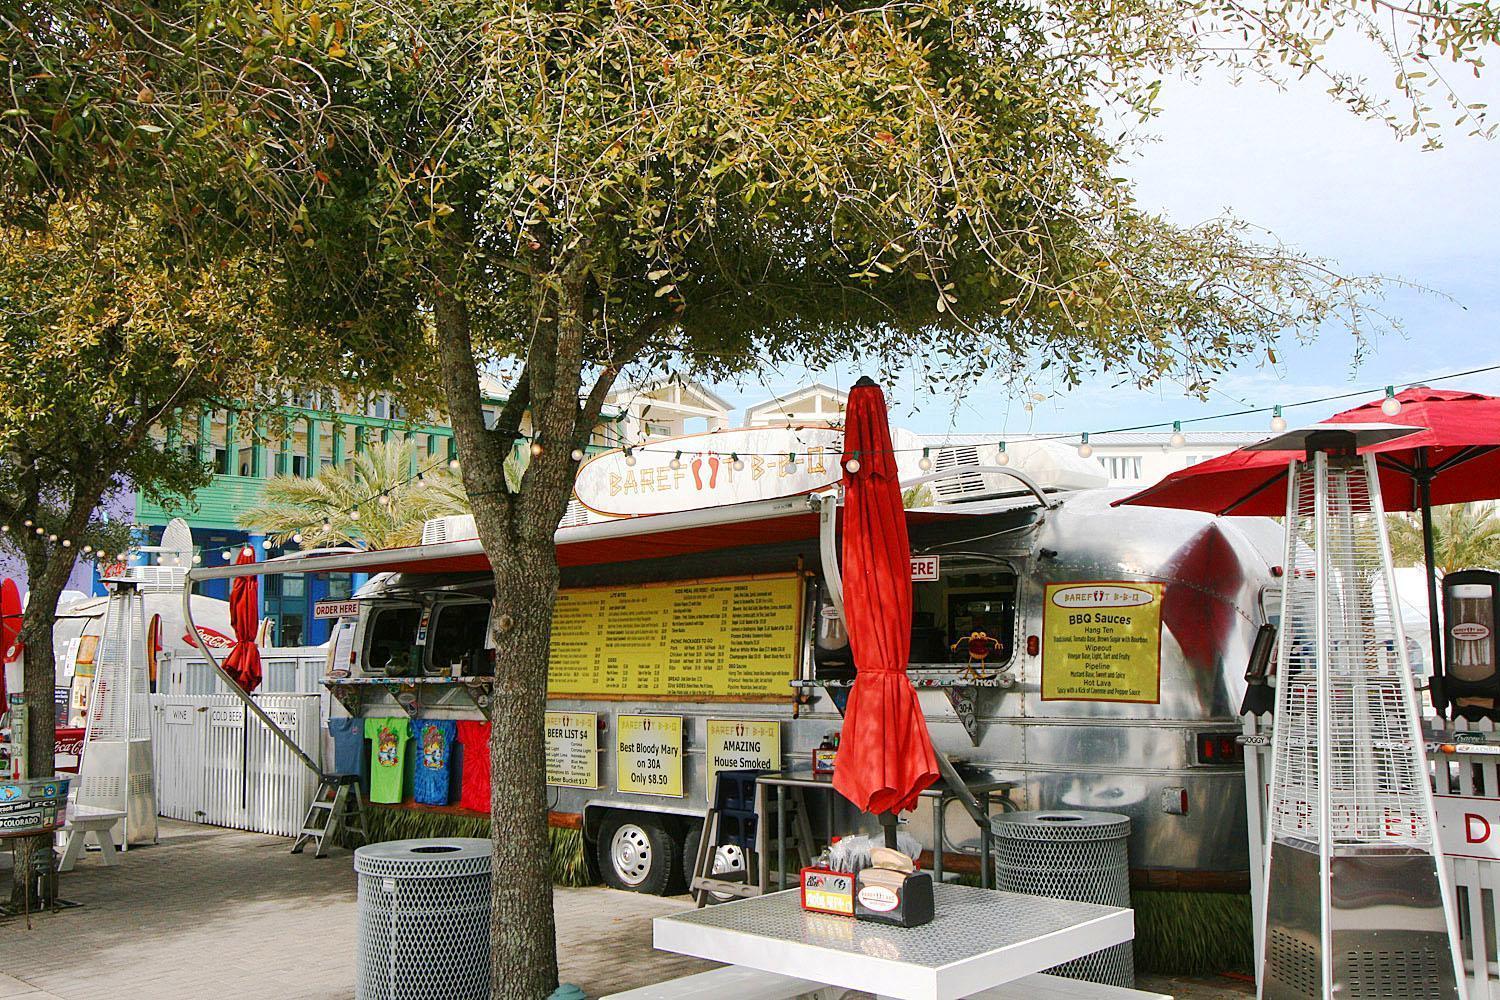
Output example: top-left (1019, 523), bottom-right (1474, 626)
top-left (610, 824), bottom-right (653, 886)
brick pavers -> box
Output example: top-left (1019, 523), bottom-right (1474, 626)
top-left (1, 819), bottom-right (1247, 998)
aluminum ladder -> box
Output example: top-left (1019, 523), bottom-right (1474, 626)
top-left (291, 774), bottom-right (367, 858)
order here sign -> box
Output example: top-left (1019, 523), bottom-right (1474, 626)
top-left (1435, 794), bottom-right (1500, 861)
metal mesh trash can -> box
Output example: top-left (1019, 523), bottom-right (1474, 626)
top-left (992, 810), bottom-right (1133, 987)
top-left (355, 838), bottom-right (492, 1000)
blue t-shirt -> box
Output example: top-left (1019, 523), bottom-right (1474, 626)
top-left (412, 719), bottom-right (457, 806)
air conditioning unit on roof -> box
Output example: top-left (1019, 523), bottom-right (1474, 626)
top-left (421, 514), bottom-right (477, 545)
top-left (926, 440), bottom-right (1108, 500)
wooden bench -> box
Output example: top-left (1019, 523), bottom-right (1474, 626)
top-left (601, 965), bottom-right (1173, 999)
top-left (55, 805), bottom-right (125, 872)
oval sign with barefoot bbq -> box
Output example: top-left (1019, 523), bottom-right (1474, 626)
top-left (572, 427), bottom-right (844, 518)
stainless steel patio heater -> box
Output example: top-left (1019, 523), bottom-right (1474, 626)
top-left (76, 576), bottom-right (158, 846)
top-left (1258, 425), bottom-right (1464, 999)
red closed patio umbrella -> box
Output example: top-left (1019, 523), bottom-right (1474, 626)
top-left (221, 547), bottom-right (262, 693)
top-left (1, 577), bottom-right (21, 708)
top-left (833, 377), bottom-right (938, 844)
top-left (1116, 386), bottom-right (1500, 713)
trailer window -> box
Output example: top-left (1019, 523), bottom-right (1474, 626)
top-left (911, 559), bottom-right (1018, 667)
top-left (366, 605), bottom-right (423, 675)
top-left (430, 602), bottom-right (493, 676)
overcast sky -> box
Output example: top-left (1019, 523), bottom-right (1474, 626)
top-left (711, 56), bottom-right (1500, 440)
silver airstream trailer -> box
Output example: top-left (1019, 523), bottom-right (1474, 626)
top-left (218, 440), bottom-right (1283, 904)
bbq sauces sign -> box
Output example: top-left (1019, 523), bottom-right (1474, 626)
top-left (615, 714), bottom-right (684, 797)
top-left (1042, 582), bottom-right (1164, 703)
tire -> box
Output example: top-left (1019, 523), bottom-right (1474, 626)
top-left (596, 812), bottom-right (682, 895)
top-left (682, 823), bottom-right (750, 904)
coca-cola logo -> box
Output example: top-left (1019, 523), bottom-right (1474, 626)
top-left (181, 628), bottom-right (236, 651)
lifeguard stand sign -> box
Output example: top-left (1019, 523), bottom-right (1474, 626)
top-left (1258, 426), bottom-right (1465, 999)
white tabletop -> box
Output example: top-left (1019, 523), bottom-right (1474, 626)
top-left (653, 884), bottom-right (1133, 1000)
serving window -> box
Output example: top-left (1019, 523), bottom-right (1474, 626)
top-left (812, 556), bottom-right (1019, 677)
top-left (363, 603), bottom-right (423, 675)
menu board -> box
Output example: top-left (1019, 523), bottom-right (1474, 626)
top-left (548, 575), bottom-right (804, 699)
top-left (1041, 581), bottom-right (1164, 703)
top-left (544, 711), bottom-right (599, 789)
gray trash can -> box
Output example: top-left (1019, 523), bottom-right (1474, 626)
top-left (991, 810), bottom-right (1133, 987)
top-left (355, 838), bottom-right (492, 1000)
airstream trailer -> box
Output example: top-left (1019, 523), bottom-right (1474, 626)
top-left (189, 445), bottom-right (1284, 901)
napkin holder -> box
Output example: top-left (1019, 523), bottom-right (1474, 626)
top-left (854, 849), bottom-right (933, 927)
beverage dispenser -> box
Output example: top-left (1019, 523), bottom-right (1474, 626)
top-left (1443, 568), bottom-right (1500, 721)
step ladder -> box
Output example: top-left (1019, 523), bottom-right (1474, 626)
top-left (691, 772), bottom-right (814, 906)
top-left (291, 774), bottom-right (367, 858)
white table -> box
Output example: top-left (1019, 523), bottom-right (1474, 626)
top-left (653, 883), bottom-right (1135, 1000)
top-left (55, 805), bottom-right (125, 872)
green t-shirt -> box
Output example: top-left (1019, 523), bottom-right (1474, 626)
top-left (365, 717), bottom-right (411, 804)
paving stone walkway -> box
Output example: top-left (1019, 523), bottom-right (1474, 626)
top-left (0, 819), bottom-right (1250, 999)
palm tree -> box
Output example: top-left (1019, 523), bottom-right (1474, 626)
top-left (239, 439), bottom-right (470, 550)
top-left (1386, 503), bottom-right (1500, 575)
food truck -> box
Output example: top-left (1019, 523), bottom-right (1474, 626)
top-left (186, 429), bottom-right (1283, 918)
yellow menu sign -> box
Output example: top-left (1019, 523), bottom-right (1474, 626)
top-left (548, 575), bottom-right (804, 699)
top-left (616, 714), bottom-right (684, 797)
top-left (1042, 582), bottom-right (1165, 703)
top-left (544, 711), bottom-right (599, 789)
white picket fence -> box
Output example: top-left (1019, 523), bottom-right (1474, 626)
top-left (160, 647), bottom-right (329, 696)
top-left (1245, 711), bottom-right (1500, 999)
top-left (150, 694), bottom-right (323, 838)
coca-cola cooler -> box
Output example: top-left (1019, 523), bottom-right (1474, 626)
top-left (1444, 569), bottom-right (1500, 720)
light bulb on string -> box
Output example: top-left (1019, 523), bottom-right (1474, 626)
top-left (377, 494), bottom-right (390, 507)
top-left (785, 452), bottom-right (798, 474)
top-left (349, 508), bottom-right (361, 521)
top-left (82, 545), bottom-right (92, 554)
top-left (262, 538), bottom-right (273, 550)
top-left (570, 448), bottom-right (584, 462)
top-left (1270, 405), bottom-right (1287, 433)
top-left (624, 448), bottom-right (637, 467)
top-left (669, 451), bottom-right (682, 471)
top-left (530, 441), bottom-right (544, 457)
top-left (1077, 433), bottom-right (1092, 459)
top-left (35, 527), bottom-right (44, 536)
top-left (845, 452), bottom-right (862, 474)
top-left (448, 458), bottom-right (460, 471)
top-left (918, 448), bottom-right (933, 472)
top-left (322, 516), bottom-right (332, 531)
top-left (192, 554), bottom-right (201, 564)
top-left (0, 525), bottom-right (8, 533)
top-left (1381, 385), bottom-right (1402, 416)
top-left (23, 520), bottom-right (31, 528)
top-left (222, 550), bottom-right (233, 561)
top-left (61, 539), bottom-right (71, 548)
top-left (292, 533), bottom-right (303, 544)
top-left (996, 442), bottom-right (1010, 466)
top-left (730, 453), bottom-right (745, 472)
top-left (117, 552), bottom-right (129, 562)
top-left (47, 533), bottom-right (57, 542)
top-left (1169, 421), bottom-right (1186, 449)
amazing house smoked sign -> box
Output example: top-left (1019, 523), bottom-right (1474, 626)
top-left (1042, 582), bottom-right (1164, 704)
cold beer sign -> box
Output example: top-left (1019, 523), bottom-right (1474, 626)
top-left (1436, 794), bottom-right (1500, 861)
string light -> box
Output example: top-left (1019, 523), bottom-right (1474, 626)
top-left (261, 538), bottom-right (273, 549)
top-left (348, 508), bottom-right (361, 521)
top-left (61, 539), bottom-right (70, 548)
top-left (292, 533), bottom-right (303, 544)
top-left (1169, 421), bottom-right (1186, 449)
top-left (669, 451), bottom-right (682, 471)
top-left (0, 525), bottom-right (8, 533)
top-left (730, 453), bottom-right (745, 472)
top-left (918, 448), bottom-right (933, 472)
top-left (624, 447), bottom-right (637, 467)
top-left (1077, 433), bottom-right (1093, 459)
top-left (47, 533), bottom-right (57, 542)
top-left (570, 448), bottom-right (585, 462)
top-left (192, 554), bottom-right (201, 564)
top-left (1382, 385), bottom-right (1402, 416)
top-left (845, 452), bottom-right (862, 474)
top-left (117, 552), bottom-right (129, 562)
top-left (34, 527), bottom-right (44, 536)
top-left (82, 545), bottom-right (91, 554)
top-left (996, 441), bottom-right (1010, 466)
top-left (785, 451), bottom-right (798, 474)
top-left (23, 520), bottom-right (31, 527)
top-left (448, 458), bottom-right (460, 471)
top-left (1270, 405), bottom-right (1287, 433)
top-left (223, 550), bottom-right (233, 561)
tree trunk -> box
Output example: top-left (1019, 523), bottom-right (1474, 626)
top-left (485, 538), bottom-right (562, 999)
top-left (8, 547), bottom-right (72, 907)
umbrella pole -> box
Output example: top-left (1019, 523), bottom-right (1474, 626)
top-left (1419, 469), bottom-right (1447, 716)
top-left (879, 811), bottom-right (898, 850)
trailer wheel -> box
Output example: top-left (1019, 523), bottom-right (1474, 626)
top-left (597, 813), bottom-right (681, 895)
top-left (683, 824), bottom-right (748, 903)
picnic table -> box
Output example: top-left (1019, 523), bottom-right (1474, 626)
top-left (55, 804), bottom-right (125, 872)
top-left (634, 883), bottom-right (1164, 1000)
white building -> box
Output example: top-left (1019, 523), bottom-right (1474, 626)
top-left (606, 378), bottom-right (733, 442)
top-left (920, 430), bottom-right (1267, 489)
top-left (744, 383), bottom-right (848, 427)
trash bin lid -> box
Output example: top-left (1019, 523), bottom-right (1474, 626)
top-left (354, 837), bottom-right (492, 878)
top-left (990, 810), bottom-right (1130, 842)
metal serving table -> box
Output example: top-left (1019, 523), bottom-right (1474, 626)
top-left (653, 883), bottom-right (1134, 1000)
top-left (755, 768), bottom-right (1014, 890)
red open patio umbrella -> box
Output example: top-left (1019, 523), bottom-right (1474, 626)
top-left (1116, 386), bottom-right (1500, 713)
top-left (833, 377), bottom-right (939, 845)
top-left (221, 547), bottom-right (262, 693)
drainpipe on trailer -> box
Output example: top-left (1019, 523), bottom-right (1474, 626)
top-left (180, 572), bottom-right (325, 779)
top-left (814, 489), bottom-right (845, 620)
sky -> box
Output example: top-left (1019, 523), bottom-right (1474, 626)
top-left (709, 51), bottom-right (1500, 441)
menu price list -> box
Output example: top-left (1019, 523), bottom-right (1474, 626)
top-left (547, 575), bottom-right (803, 698)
